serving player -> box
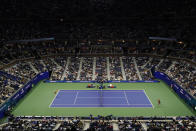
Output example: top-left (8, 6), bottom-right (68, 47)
top-left (158, 99), bottom-right (161, 105)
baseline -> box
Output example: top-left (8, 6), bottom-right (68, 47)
top-left (49, 90), bottom-right (60, 107)
top-left (143, 90), bottom-right (154, 108)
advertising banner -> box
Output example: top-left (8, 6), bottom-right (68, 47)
top-left (44, 80), bottom-right (159, 83)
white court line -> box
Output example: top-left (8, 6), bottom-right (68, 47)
top-left (124, 91), bottom-right (145, 92)
top-left (143, 90), bottom-right (154, 108)
top-left (49, 90), bottom-right (60, 107)
top-left (59, 90), bottom-right (98, 93)
top-left (124, 90), bottom-right (130, 105)
top-left (74, 91), bottom-right (79, 104)
top-left (52, 104), bottom-right (152, 105)
top-left (58, 90), bottom-right (80, 92)
top-left (122, 90), bottom-right (144, 92)
top-left (59, 90), bottom-right (144, 92)
top-left (77, 97), bottom-right (126, 98)
top-left (50, 106), bottom-right (153, 108)
top-left (50, 89), bottom-right (153, 108)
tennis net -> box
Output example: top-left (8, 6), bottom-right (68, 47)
top-left (99, 88), bottom-right (103, 106)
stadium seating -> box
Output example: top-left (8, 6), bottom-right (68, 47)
top-left (0, 76), bottom-right (19, 105)
top-left (0, 55), bottom-right (195, 106)
top-left (80, 57), bottom-right (93, 81)
top-left (0, 0), bottom-right (196, 130)
top-left (1, 116), bottom-right (195, 130)
top-left (109, 57), bottom-right (123, 80)
top-left (118, 119), bottom-right (143, 130)
top-left (166, 61), bottom-right (196, 97)
top-left (87, 120), bottom-right (113, 131)
top-left (64, 57), bottom-right (80, 81)
top-left (122, 57), bottom-right (139, 80)
top-left (95, 57), bottom-right (108, 81)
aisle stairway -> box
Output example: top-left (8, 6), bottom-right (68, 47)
top-left (61, 57), bottom-right (70, 80)
top-left (166, 61), bottom-right (176, 73)
top-left (92, 57), bottom-right (96, 80)
top-left (28, 62), bottom-right (39, 74)
top-left (133, 57), bottom-right (142, 80)
top-left (120, 57), bottom-right (126, 80)
top-left (157, 59), bottom-right (164, 68)
top-left (50, 58), bottom-right (61, 68)
top-left (106, 57), bottom-right (110, 80)
top-left (77, 57), bottom-right (83, 80)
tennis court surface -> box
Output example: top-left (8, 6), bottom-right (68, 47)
top-left (50, 90), bottom-right (153, 108)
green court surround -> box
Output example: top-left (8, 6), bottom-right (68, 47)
top-left (11, 80), bottom-right (196, 117)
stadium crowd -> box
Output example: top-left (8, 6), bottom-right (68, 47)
top-left (146, 119), bottom-right (196, 130)
top-left (0, 54), bottom-right (196, 105)
top-left (158, 59), bottom-right (172, 73)
top-left (80, 57), bottom-right (93, 81)
top-left (95, 57), bottom-right (108, 81)
top-left (0, 0), bottom-right (195, 130)
top-left (50, 57), bottom-right (67, 80)
top-left (1, 116), bottom-right (83, 130)
top-left (166, 61), bottom-right (196, 98)
top-left (109, 57), bottom-right (123, 80)
top-left (87, 121), bottom-right (113, 131)
top-left (122, 57), bottom-right (139, 80)
top-left (1, 116), bottom-right (195, 130)
top-left (0, 76), bottom-right (19, 105)
top-left (0, 55), bottom-right (195, 129)
top-left (118, 119), bottom-right (143, 131)
top-left (64, 57), bottom-right (80, 81)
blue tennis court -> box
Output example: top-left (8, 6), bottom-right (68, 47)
top-left (50, 90), bottom-right (153, 108)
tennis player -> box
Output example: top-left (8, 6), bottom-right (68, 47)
top-left (158, 99), bottom-right (161, 105)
